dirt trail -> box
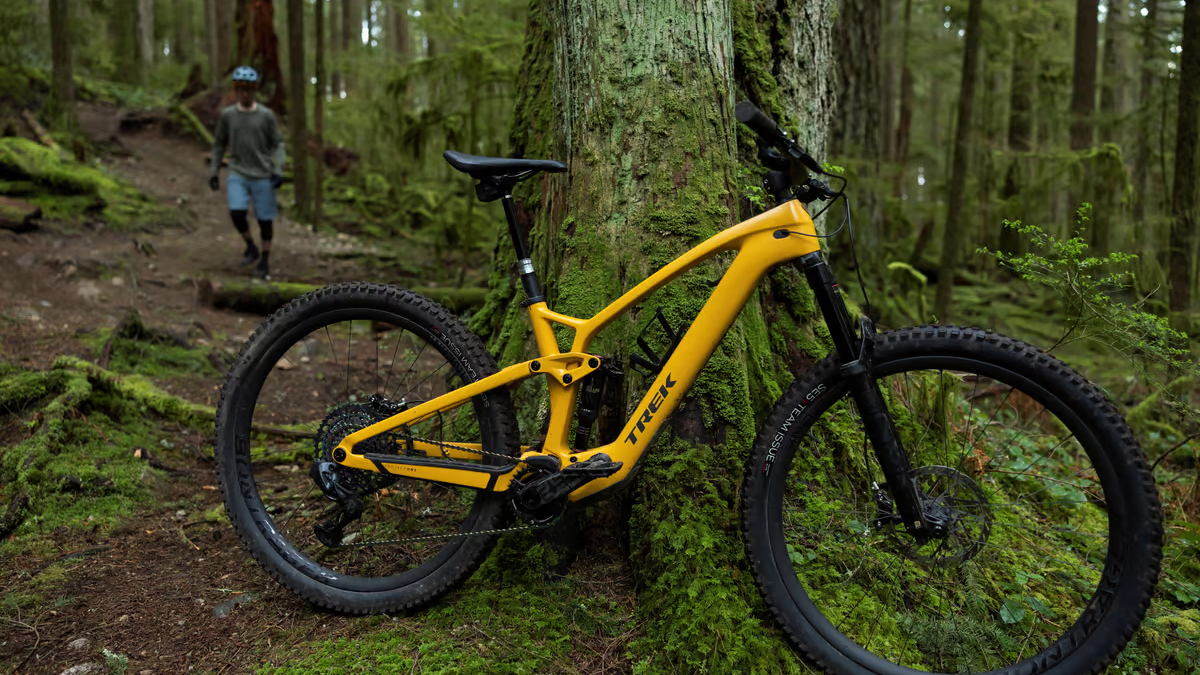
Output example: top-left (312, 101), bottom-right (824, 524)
top-left (0, 107), bottom-right (413, 674)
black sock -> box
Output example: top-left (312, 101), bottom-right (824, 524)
top-left (244, 239), bottom-right (258, 255)
top-left (259, 250), bottom-right (270, 267)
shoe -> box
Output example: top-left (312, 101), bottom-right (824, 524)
top-left (252, 263), bottom-right (271, 281)
top-left (240, 244), bottom-right (260, 266)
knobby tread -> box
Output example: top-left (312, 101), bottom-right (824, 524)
top-left (215, 282), bottom-right (518, 615)
top-left (741, 325), bottom-right (1162, 675)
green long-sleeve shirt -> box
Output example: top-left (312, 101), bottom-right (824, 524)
top-left (210, 103), bottom-right (286, 180)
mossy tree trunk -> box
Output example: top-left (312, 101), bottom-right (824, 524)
top-left (1169, 0), bottom-right (1199, 328)
top-left (473, 0), bottom-right (835, 670)
top-left (49, 0), bottom-right (75, 129)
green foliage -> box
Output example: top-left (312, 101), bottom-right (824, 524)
top-left (979, 205), bottom-right (1191, 378)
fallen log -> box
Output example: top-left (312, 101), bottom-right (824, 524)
top-left (0, 196), bottom-right (41, 232)
top-left (20, 109), bottom-right (59, 151)
top-left (171, 102), bottom-right (214, 146)
top-left (197, 279), bottom-right (489, 315)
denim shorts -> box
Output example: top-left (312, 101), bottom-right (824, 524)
top-left (227, 173), bottom-right (277, 221)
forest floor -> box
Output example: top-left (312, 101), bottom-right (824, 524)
top-left (0, 104), bottom-right (637, 675)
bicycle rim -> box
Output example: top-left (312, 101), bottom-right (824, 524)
top-left (772, 355), bottom-right (1121, 673)
top-left (233, 310), bottom-right (507, 590)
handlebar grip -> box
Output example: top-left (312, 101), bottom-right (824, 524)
top-left (735, 101), bottom-right (780, 138)
top-left (735, 101), bottom-right (823, 175)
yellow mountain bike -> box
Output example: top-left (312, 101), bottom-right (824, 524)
top-left (216, 103), bottom-right (1162, 675)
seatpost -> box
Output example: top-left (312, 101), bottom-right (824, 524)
top-left (501, 194), bottom-right (545, 305)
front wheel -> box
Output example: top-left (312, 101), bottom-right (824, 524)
top-left (742, 326), bottom-right (1161, 675)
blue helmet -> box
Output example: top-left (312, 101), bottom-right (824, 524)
top-left (232, 66), bottom-right (259, 83)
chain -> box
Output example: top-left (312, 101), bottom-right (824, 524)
top-left (341, 511), bottom-right (561, 547)
top-left (341, 434), bottom-right (547, 547)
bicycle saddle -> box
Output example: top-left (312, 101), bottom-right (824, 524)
top-left (443, 150), bottom-right (566, 179)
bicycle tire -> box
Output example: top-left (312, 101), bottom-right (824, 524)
top-left (215, 282), bottom-right (518, 614)
top-left (742, 325), bottom-right (1161, 675)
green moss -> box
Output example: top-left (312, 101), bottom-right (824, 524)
top-left (0, 358), bottom-right (215, 548)
top-left (0, 137), bottom-right (166, 230)
top-left (257, 534), bottom-right (635, 675)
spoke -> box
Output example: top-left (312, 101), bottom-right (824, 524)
top-left (346, 320), bottom-right (353, 400)
top-left (391, 339), bottom-right (429, 400)
top-left (398, 360), bottom-right (451, 403)
top-left (836, 553), bottom-right (902, 632)
top-left (381, 328), bottom-right (405, 399)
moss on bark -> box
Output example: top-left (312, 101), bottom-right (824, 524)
top-left (476, 1), bottom-right (836, 671)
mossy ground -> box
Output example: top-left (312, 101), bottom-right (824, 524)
top-left (256, 536), bottom-right (637, 675)
top-left (0, 137), bottom-right (173, 230)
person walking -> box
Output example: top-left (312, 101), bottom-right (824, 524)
top-left (209, 66), bottom-right (285, 280)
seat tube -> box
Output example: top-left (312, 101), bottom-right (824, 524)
top-left (796, 252), bottom-right (929, 535)
top-left (502, 194), bottom-right (545, 304)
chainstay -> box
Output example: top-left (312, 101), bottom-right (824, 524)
top-left (341, 435), bottom-right (543, 547)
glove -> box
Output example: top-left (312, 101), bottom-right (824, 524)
top-left (209, 176), bottom-right (219, 192)
top-left (271, 175), bottom-right (284, 189)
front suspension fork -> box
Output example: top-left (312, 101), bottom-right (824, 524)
top-left (796, 252), bottom-right (929, 535)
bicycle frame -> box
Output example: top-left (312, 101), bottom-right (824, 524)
top-left (333, 199), bottom-right (821, 502)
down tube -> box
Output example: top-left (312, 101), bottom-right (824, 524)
top-left (567, 236), bottom-right (794, 501)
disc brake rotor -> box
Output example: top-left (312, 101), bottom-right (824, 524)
top-left (883, 465), bottom-right (994, 567)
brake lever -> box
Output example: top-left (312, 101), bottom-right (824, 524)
top-left (794, 177), bottom-right (839, 204)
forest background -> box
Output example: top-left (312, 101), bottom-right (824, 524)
top-left (1, 0), bottom-right (1200, 673)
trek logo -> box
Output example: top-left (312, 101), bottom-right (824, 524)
top-left (625, 373), bottom-right (678, 445)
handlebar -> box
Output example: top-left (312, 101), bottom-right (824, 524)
top-left (734, 101), bottom-right (823, 175)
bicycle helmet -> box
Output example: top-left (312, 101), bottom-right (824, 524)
top-left (232, 66), bottom-right (259, 83)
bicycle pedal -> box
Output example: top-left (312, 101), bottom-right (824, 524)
top-left (562, 454), bottom-right (623, 478)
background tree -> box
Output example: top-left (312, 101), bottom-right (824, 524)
top-left (285, 0), bottom-right (310, 220)
top-left (1070, 0), bottom-right (1099, 151)
top-left (934, 0), bottom-right (984, 317)
top-left (314, 0), bottom-right (325, 228)
top-left (234, 0), bottom-right (286, 112)
top-left (1170, 0), bottom-right (1199, 328)
top-left (48, 0), bottom-right (74, 128)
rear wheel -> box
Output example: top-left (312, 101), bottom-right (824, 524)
top-left (742, 326), bottom-right (1161, 675)
top-left (215, 283), bottom-right (518, 614)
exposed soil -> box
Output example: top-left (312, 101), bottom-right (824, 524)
top-left (0, 105), bottom-right (635, 675)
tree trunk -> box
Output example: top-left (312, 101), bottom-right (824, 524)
top-left (286, 0), bottom-right (310, 222)
top-left (392, 0), bottom-right (409, 63)
top-left (831, 0), bottom-right (882, 244)
top-left (314, 0), bottom-right (324, 229)
top-left (138, 0), bottom-right (155, 73)
top-left (1099, 0), bottom-right (1126, 143)
top-left (1001, 11), bottom-right (1035, 255)
top-left (329, 0), bottom-right (340, 93)
top-left (933, 0), bottom-right (983, 318)
top-left (49, 0), bottom-right (74, 128)
top-left (1132, 0), bottom-right (1158, 227)
top-left (235, 0), bottom-right (286, 114)
top-left (1069, 0), bottom-right (1098, 151)
top-left (205, 0), bottom-right (220, 85)
top-left (475, 0), bottom-right (835, 669)
top-left (892, 0), bottom-right (913, 196)
top-left (113, 0), bottom-right (142, 84)
top-left (1169, 0), bottom-right (1200, 325)
top-left (879, 0), bottom-right (896, 165)
top-left (174, 0), bottom-right (193, 64)
top-left (217, 0), bottom-right (234, 78)
top-left (342, 0), bottom-right (355, 90)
